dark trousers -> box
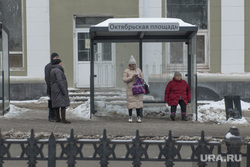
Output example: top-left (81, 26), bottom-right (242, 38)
top-left (128, 108), bottom-right (141, 117)
top-left (171, 100), bottom-right (186, 115)
top-left (48, 100), bottom-right (55, 120)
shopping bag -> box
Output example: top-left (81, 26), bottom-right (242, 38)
top-left (132, 77), bottom-right (145, 95)
top-left (143, 80), bottom-right (150, 94)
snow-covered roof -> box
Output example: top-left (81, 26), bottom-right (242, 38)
top-left (94, 18), bottom-right (196, 28)
top-left (90, 18), bottom-right (198, 42)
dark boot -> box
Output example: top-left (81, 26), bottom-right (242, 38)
top-left (170, 112), bottom-right (176, 121)
top-left (182, 114), bottom-right (188, 121)
top-left (61, 108), bottom-right (71, 124)
top-left (49, 108), bottom-right (56, 121)
top-left (54, 108), bottom-right (61, 122)
top-left (48, 108), bottom-right (55, 122)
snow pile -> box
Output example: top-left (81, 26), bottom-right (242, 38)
top-left (197, 100), bottom-right (249, 124)
top-left (67, 99), bottom-right (90, 119)
top-left (3, 105), bottom-right (29, 118)
top-left (3, 99), bottom-right (91, 120)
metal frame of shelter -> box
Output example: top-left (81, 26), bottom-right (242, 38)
top-left (0, 22), bottom-right (10, 115)
top-left (89, 18), bottom-right (198, 120)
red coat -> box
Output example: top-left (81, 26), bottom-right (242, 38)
top-left (164, 78), bottom-right (191, 106)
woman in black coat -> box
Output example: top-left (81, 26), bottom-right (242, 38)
top-left (50, 59), bottom-right (71, 123)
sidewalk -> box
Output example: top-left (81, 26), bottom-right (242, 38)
top-left (1, 101), bottom-right (250, 139)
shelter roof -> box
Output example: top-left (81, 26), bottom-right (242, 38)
top-left (90, 18), bottom-right (198, 42)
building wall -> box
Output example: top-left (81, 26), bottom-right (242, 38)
top-left (140, 0), bottom-right (162, 83)
top-left (8, 0), bottom-right (250, 101)
top-left (209, 0), bottom-right (221, 73)
top-left (10, 0), bottom-right (50, 77)
top-left (50, 0), bottom-right (139, 87)
top-left (221, 0), bottom-right (245, 73)
top-left (245, 0), bottom-right (250, 72)
top-left (26, 0), bottom-right (50, 77)
top-left (10, 0), bottom-right (49, 100)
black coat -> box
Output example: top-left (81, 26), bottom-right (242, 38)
top-left (50, 65), bottom-right (70, 108)
top-left (44, 62), bottom-right (53, 97)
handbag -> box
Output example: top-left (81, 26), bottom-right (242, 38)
top-left (132, 77), bottom-right (145, 95)
top-left (143, 80), bottom-right (150, 94)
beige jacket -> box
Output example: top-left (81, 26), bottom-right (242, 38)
top-left (123, 67), bottom-right (144, 109)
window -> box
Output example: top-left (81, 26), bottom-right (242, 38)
top-left (75, 16), bottom-right (112, 28)
top-left (102, 43), bottom-right (112, 61)
top-left (0, 0), bottom-right (23, 69)
top-left (166, 42), bottom-right (188, 70)
top-left (166, 0), bottom-right (209, 70)
top-left (75, 16), bottom-right (112, 62)
top-left (78, 32), bottom-right (90, 61)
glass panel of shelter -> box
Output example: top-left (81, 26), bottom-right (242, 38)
top-left (0, 26), bottom-right (10, 114)
top-left (143, 42), bottom-right (189, 102)
top-left (2, 29), bottom-right (9, 112)
top-left (92, 41), bottom-right (196, 120)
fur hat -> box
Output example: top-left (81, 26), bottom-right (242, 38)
top-left (52, 59), bottom-right (62, 65)
top-left (128, 55), bottom-right (136, 65)
top-left (174, 71), bottom-right (181, 77)
top-left (51, 53), bottom-right (59, 60)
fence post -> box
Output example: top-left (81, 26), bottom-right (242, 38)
top-left (26, 129), bottom-right (39, 167)
top-left (99, 129), bottom-right (112, 167)
top-left (224, 126), bottom-right (243, 167)
top-left (163, 130), bottom-right (176, 167)
top-left (195, 131), bottom-right (211, 167)
top-left (66, 129), bottom-right (77, 167)
top-left (131, 130), bottom-right (143, 167)
top-left (0, 129), bottom-right (6, 167)
top-left (48, 132), bottom-right (56, 167)
top-left (247, 142), bottom-right (250, 167)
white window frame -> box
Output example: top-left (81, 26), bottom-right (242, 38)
top-left (10, 0), bottom-right (25, 71)
top-left (165, 0), bottom-right (210, 72)
top-left (165, 31), bottom-right (209, 71)
top-left (197, 30), bottom-right (209, 71)
top-left (165, 42), bottom-right (188, 71)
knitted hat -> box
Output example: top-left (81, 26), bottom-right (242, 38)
top-left (51, 53), bottom-right (59, 60)
top-left (174, 71), bottom-right (181, 77)
top-left (128, 55), bottom-right (136, 65)
top-left (52, 59), bottom-right (62, 65)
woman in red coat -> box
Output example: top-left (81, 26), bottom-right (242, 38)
top-left (164, 72), bottom-right (191, 121)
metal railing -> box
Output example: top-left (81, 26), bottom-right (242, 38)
top-left (0, 127), bottom-right (249, 167)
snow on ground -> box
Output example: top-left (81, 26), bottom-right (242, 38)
top-left (3, 97), bottom-right (250, 125)
top-left (4, 105), bottom-right (30, 118)
top-left (4, 97), bottom-right (90, 119)
top-left (197, 100), bottom-right (249, 124)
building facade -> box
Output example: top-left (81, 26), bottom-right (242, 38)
top-left (0, 0), bottom-right (250, 101)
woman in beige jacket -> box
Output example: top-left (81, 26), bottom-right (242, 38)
top-left (123, 55), bottom-right (144, 123)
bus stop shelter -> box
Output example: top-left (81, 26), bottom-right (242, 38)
top-left (89, 18), bottom-right (198, 120)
